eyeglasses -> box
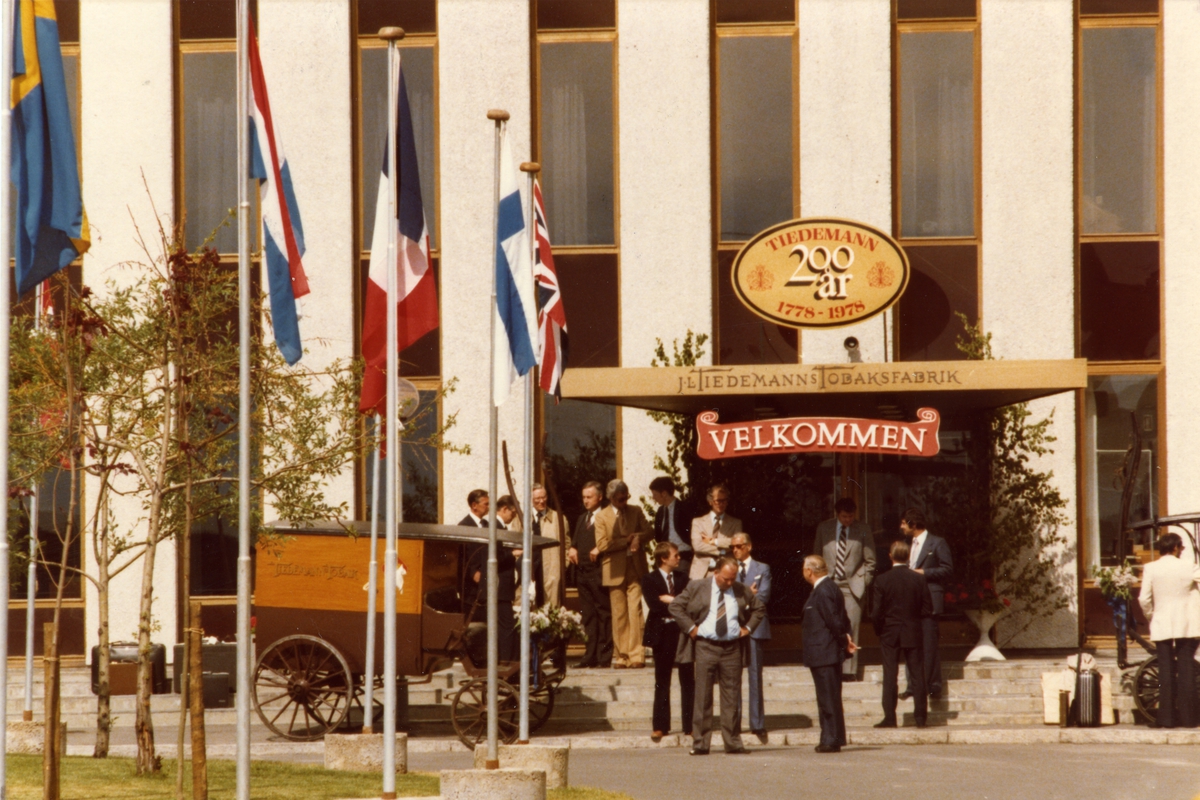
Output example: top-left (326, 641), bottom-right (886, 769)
top-left (730, 543), bottom-right (749, 549)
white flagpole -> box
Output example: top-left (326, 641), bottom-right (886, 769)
top-left (378, 25), bottom-right (405, 800)
top-left (517, 162), bottom-right (540, 742)
top-left (484, 108), bottom-right (509, 768)
top-left (24, 285), bottom-right (43, 722)
top-left (0, 0), bottom-right (14, 792)
top-left (362, 419), bottom-right (383, 732)
top-left (235, 0), bottom-right (252, 797)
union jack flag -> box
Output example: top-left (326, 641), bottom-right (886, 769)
top-left (533, 180), bottom-right (568, 399)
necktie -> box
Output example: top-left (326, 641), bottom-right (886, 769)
top-left (668, 572), bottom-right (674, 595)
top-left (738, 563), bottom-right (746, 583)
top-left (836, 524), bottom-right (848, 581)
top-left (716, 590), bottom-right (728, 638)
top-left (714, 514), bottom-right (723, 534)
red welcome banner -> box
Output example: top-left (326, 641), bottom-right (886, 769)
top-left (696, 408), bottom-right (941, 460)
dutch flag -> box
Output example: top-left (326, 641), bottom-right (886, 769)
top-left (493, 133), bottom-right (538, 406)
top-left (249, 19), bottom-right (309, 365)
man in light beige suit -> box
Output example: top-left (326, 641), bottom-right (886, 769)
top-left (593, 478), bottom-right (651, 668)
top-left (812, 497), bottom-right (876, 679)
top-left (689, 483), bottom-right (743, 581)
top-left (531, 484), bottom-right (568, 607)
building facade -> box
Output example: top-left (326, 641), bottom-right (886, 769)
top-left (13, 0), bottom-right (1200, 659)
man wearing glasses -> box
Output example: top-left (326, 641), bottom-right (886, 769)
top-left (689, 483), bottom-right (742, 580)
top-left (731, 532), bottom-right (771, 743)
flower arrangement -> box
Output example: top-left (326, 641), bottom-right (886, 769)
top-left (1092, 560), bottom-right (1138, 602)
top-left (943, 579), bottom-right (1011, 615)
top-left (516, 604), bottom-right (587, 646)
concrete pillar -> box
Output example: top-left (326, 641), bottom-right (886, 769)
top-left (325, 732), bottom-right (407, 773)
top-left (441, 768), bottom-right (546, 800)
top-left (474, 744), bottom-right (569, 789)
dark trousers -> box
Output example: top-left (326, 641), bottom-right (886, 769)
top-left (1156, 637), bottom-right (1199, 728)
top-left (497, 603), bottom-right (517, 663)
top-left (747, 637), bottom-right (766, 732)
top-left (692, 638), bottom-right (744, 752)
top-left (882, 642), bottom-right (926, 725)
top-left (810, 664), bottom-right (846, 747)
top-left (576, 567), bottom-right (613, 666)
top-left (651, 623), bottom-right (694, 734)
top-left (906, 616), bottom-right (942, 694)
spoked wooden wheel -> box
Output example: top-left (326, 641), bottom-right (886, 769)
top-left (1133, 657), bottom-right (1160, 724)
top-left (451, 678), bottom-right (519, 749)
top-left (528, 682), bottom-right (556, 733)
top-left (253, 635), bottom-right (354, 741)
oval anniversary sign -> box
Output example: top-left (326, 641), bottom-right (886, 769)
top-left (731, 217), bottom-right (910, 329)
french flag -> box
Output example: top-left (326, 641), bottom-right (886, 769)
top-left (358, 57), bottom-right (438, 415)
top-left (248, 19), bottom-right (309, 365)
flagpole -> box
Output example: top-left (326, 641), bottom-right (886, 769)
top-left (485, 108), bottom-right (509, 769)
top-left (24, 285), bottom-right (44, 722)
top-left (517, 162), bottom-right (540, 743)
top-left (377, 25), bottom-right (405, 800)
top-left (234, 0), bottom-right (253, 798)
top-left (0, 0), bottom-right (14, 792)
top-left (362, 419), bottom-right (383, 733)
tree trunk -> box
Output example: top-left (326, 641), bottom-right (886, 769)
top-left (189, 602), bottom-right (208, 800)
top-left (134, 530), bottom-right (161, 775)
top-left (43, 623), bottom-right (60, 800)
top-left (94, 490), bottom-right (112, 758)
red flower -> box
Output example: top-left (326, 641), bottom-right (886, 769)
top-left (982, 579), bottom-right (993, 590)
top-left (1002, 598), bottom-right (1011, 607)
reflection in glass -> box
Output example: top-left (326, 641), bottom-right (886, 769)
top-left (719, 35), bottom-right (793, 241)
top-left (542, 398), bottom-right (616, 527)
top-left (1079, 241), bottom-right (1159, 361)
top-left (899, 31), bottom-right (975, 238)
top-left (539, 41), bottom-right (615, 246)
top-left (13, 467), bottom-right (83, 599)
top-left (1081, 27), bottom-right (1157, 234)
top-left (361, 46), bottom-right (436, 248)
top-left (1084, 375), bottom-right (1158, 567)
top-left (364, 390), bottom-right (441, 524)
top-left (184, 51), bottom-right (243, 253)
top-left (896, 244), bottom-right (977, 361)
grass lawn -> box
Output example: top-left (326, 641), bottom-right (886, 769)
top-left (6, 755), bottom-right (633, 800)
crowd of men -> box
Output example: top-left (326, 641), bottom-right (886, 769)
top-left (458, 480), bottom-right (953, 755)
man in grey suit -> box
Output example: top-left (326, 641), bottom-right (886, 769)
top-left (731, 532), bottom-right (771, 742)
top-left (670, 556), bottom-right (765, 755)
top-left (813, 498), bottom-right (875, 679)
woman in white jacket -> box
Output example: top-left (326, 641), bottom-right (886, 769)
top-left (1138, 532), bottom-right (1200, 728)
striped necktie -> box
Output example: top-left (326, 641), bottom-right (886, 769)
top-left (836, 524), bottom-right (848, 581)
top-left (716, 590), bottom-right (728, 638)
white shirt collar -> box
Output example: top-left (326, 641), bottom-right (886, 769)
top-left (813, 575), bottom-right (828, 590)
top-left (470, 512), bottom-right (485, 526)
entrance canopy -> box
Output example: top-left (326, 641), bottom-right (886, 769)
top-left (560, 359), bottom-right (1087, 419)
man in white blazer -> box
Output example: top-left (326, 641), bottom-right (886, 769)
top-left (1139, 532), bottom-right (1200, 728)
top-left (812, 498), bottom-right (875, 678)
top-left (689, 483), bottom-right (742, 581)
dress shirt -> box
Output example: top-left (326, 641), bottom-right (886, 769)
top-left (469, 512), bottom-right (486, 528)
top-left (909, 531), bottom-right (927, 568)
top-left (696, 580), bottom-right (740, 641)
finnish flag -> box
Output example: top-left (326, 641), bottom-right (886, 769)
top-left (492, 134), bottom-right (538, 406)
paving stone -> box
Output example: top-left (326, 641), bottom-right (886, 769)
top-left (1059, 728), bottom-right (1168, 744)
top-left (849, 728), bottom-right (949, 746)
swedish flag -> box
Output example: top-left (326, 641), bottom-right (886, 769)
top-left (11, 0), bottom-right (88, 296)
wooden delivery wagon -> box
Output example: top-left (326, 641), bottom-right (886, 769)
top-left (253, 520), bottom-right (562, 747)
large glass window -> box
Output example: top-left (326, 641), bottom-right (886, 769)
top-left (894, 3), bottom-right (979, 361)
top-left (713, 2), bottom-right (797, 366)
top-left (364, 390), bottom-right (442, 525)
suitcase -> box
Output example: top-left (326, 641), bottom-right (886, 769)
top-left (173, 643), bottom-right (238, 694)
top-left (1070, 652), bottom-right (1102, 727)
top-left (91, 642), bottom-right (169, 695)
top-left (202, 672), bottom-right (234, 709)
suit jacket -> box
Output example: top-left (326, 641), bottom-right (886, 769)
top-left (1139, 554), bottom-right (1200, 641)
top-left (813, 518), bottom-right (876, 601)
top-left (688, 512), bottom-right (743, 580)
top-left (802, 577), bottom-right (852, 669)
top-left (870, 565), bottom-right (932, 649)
top-left (909, 532), bottom-right (953, 613)
top-left (736, 558), bottom-right (772, 640)
top-left (654, 499), bottom-right (694, 550)
top-left (641, 568), bottom-right (690, 648)
top-left (573, 509), bottom-right (600, 570)
top-left (594, 504), bottom-right (651, 587)
top-left (669, 577), bottom-right (765, 664)
top-left (458, 513), bottom-right (487, 528)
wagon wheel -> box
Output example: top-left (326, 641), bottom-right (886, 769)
top-left (451, 678), bottom-right (519, 749)
top-left (253, 635), bottom-right (354, 741)
top-left (528, 681), bottom-right (556, 733)
top-left (1133, 657), bottom-right (1160, 724)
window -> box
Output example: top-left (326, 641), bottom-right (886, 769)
top-left (893, 1), bottom-right (979, 361)
top-left (713, 0), bottom-right (798, 365)
top-left (363, 390), bottom-right (442, 525)
top-left (1078, 2), bottom-right (1160, 362)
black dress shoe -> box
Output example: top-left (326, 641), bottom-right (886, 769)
top-left (929, 686), bottom-right (943, 700)
top-left (915, 720), bottom-right (927, 728)
top-left (576, 660), bottom-right (597, 669)
top-left (898, 690), bottom-right (914, 700)
top-left (689, 748), bottom-right (710, 756)
top-left (752, 730), bottom-right (769, 744)
top-left (874, 720), bottom-right (897, 728)
top-left (725, 748), bottom-right (749, 755)
top-left (814, 744), bottom-right (841, 753)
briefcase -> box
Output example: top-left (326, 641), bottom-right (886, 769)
top-left (1071, 669), bottom-right (1102, 727)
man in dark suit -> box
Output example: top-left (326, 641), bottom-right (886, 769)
top-left (802, 555), bottom-right (856, 753)
top-left (669, 556), bottom-right (765, 755)
top-left (568, 481), bottom-right (612, 668)
top-left (462, 491), bottom-right (522, 662)
top-left (650, 476), bottom-right (694, 578)
top-left (900, 507), bottom-right (953, 700)
top-left (641, 541), bottom-right (694, 742)
top-left (458, 488), bottom-right (489, 528)
top-left (871, 540), bottom-right (932, 728)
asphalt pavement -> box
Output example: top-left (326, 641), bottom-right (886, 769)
top-left (408, 744), bottom-right (1200, 800)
